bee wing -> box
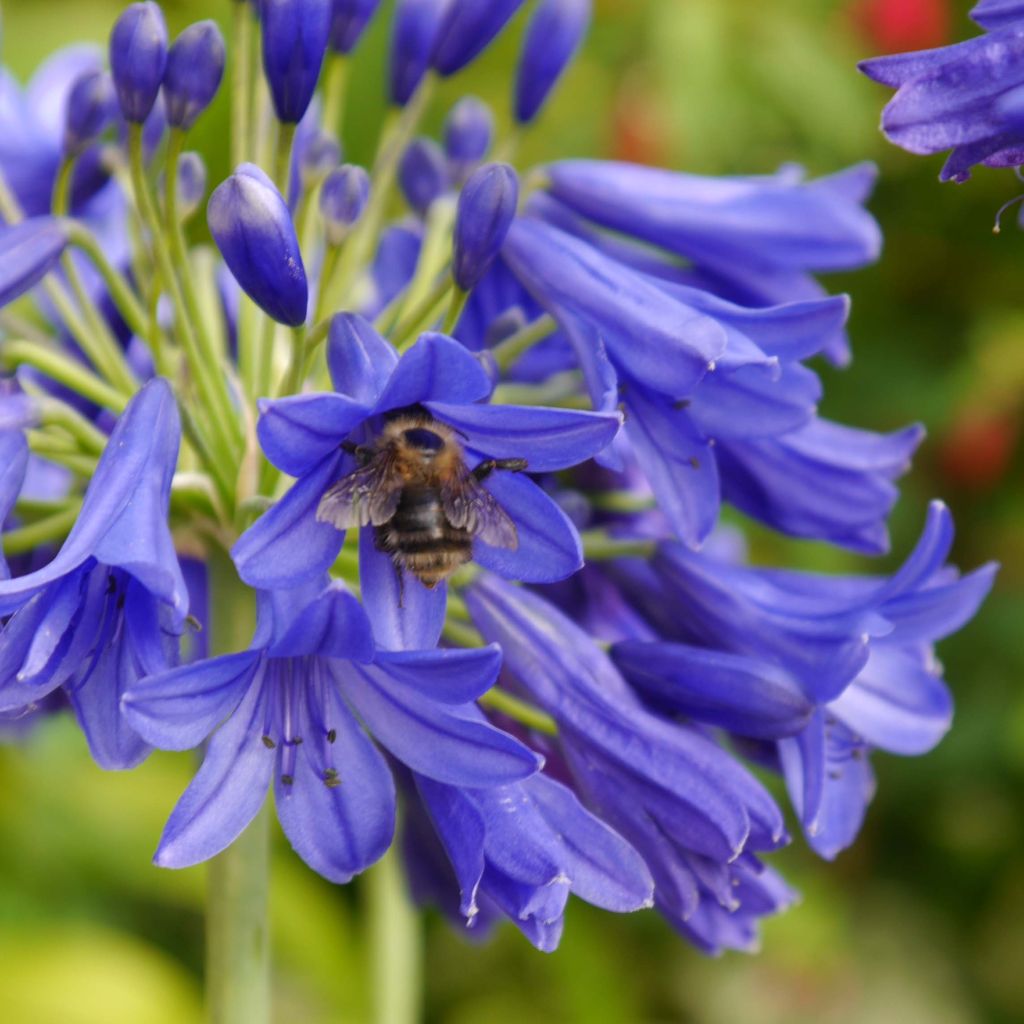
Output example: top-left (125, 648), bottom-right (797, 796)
top-left (316, 454), bottom-right (402, 530)
top-left (442, 471), bottom-right (519, 550)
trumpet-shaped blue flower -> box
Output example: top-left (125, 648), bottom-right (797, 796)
top-left (514, 0), bottom-right (591, 125)
top-left (453, 163), bottom-right (518, 291)
top-left (233, 314), bottom-right (621, 609)
top-left (444, 96), bottom-right (493, 178)
top-left (465, 574), bottom-right (790, 951)
top-left (63, 70), bottom-right (118, 156)
top-left (122, 579), bottom-right (540, 880)
top-left (320, 164), bottom-right (370, 243)
top-left (390, 0), bottom-right (447, 107)
top-left (329, 0), bottom-right (383, 54)
top-left (109, 2), bottom-right (168, 124)
top-left (430, 1), bottom-right (525, 77)
top-left (260, 0), bottom-right (332, 125)
top-left (163, 21), bottom-right (226, 131)
top-left (0, 379), bottom-right (187, 768)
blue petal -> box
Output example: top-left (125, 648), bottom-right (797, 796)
top-left (0, 431), bottom-right (28, 580)
top-left (972, 0), bottom-right (1024, 29)
top-left (881, 563), bottom-right (998, 642)
top-left (269, 580), bottom-right (375, 662)
top-left (232, 451), bottom-right (346, 589)
top-left (122, 650), bottom-right (262, 751)
top-left (155, 674), bottom-right (275, 868)
top-left (830, 645), bottom-right (952, 755)
top-left (503, 217), bottom-right (725, 398)
top-left (471, 473), bottom-right (582, 583)
top-left (430, 0), bottom-right (525, 76)
top-left (624, 386), bottom-right (720, 549)
top-left (326, 313), bottom-right (399, 403)
top-left (778, 709), bottom-right (826, 834)
top-left (0, 217), bottom-right (70, 308)
top-left (375, 644), bottom-right (503, 703)
top-left (373, 332), bottom-right (493, 412)
top-left (275, 665), bottom-right (395, 883)
top-left (612, 640), bottom-right (812, 739)
top-left (359, 526), bottom-right (446, 651)
top-left (256, 393), bottom-right (371, 477)
top-left (341, 663), bottom-right (541, 786)
top-left (529, 773), bottom-right (654, 912)
top-left (426, 402), bottom-right (621, 471)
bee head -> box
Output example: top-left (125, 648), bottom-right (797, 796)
top-left (402, 427), bottom-right (447, 456)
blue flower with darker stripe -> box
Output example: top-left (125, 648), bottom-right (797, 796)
top-left (233, 312), bottom-right (621, 617)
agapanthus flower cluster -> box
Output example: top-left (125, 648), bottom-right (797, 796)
top-left (0, 0), bottom-right (993, 958)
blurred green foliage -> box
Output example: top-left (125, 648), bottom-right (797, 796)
top-left (0, 1), bottom-right (1021, 1021)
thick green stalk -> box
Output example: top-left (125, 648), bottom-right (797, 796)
top-left (368, 848), bottom-right (421, 1024)
top-left (320, 53), bottom-right (349, 135)
top-left (492, 314), bottom-right (558, 371)
top-left (1, 502), bottom-right (81, 555)
top-left (231, 2), bottom-right (254, 169)
top-left (204, 552), bottom-right (268, 1024)
top-left (2, 340), bottom-right (128, 412)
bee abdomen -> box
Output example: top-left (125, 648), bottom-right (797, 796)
top-left (378, 487), bottom-right (473, 588)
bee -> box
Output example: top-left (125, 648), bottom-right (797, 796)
top-left (316, 409), bottom-right (527, 589)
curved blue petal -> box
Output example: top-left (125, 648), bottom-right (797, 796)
top-left (624, 387), bottom-right (719, 549)
top-left (359, 525), bottom-right (446, 651)
top-left (232, 451), bottom-right (346, 589)
top-left (122, 650), bottom-right (262, 751)
top-left (374, 332), bottom-right (492, 412)
top-left (830, 645), bottom-right (953, 755)
top-left (375, 644), bottom-right (502, 703)
top-left (341, 662), bottom-right (541, 786)
top-left (612, 640), bottom-right (812, 739)
top-left (426, 401), bottom-right (621, 471)
top-left (275, 665), bottom-right (395, 883)
top-left (471, 473), bottom-right (582, 583)
top-left (155, 675), bottom-right (274, 868)
top-left (0, 431), bottom-right (28, 580)
top-left (269, 580), bottom-right (374, 662)
top-left (257, 393), bottom-right (371, 477)
top-left (0, 217), bottom-right (70, 308)
top-left (326, 313), bottom-right (399, 403)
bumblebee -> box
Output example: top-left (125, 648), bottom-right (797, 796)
top-left (316, 410), bottom-right (527, 588)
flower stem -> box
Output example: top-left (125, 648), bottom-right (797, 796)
top-left (205, 552), bottom-right (268, 1024)
top-left (231, 1), bottom-right (254, 169)
top-left (368, 847), bottom-right (421, 1024)
top-left (492, 314), bottom-right (557, 371)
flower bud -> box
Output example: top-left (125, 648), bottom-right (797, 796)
top-left (0, 218), bottom-right (71, 309)
top-left (164, 21), bottom-right (226, 131)
top-left (298, 130), bottom-right (342, 190)
top-left (444, 96), bottom-right (493, 176)
top-left (63, 70), bottom-right (118, 157)
top-left (515, 0), bottom-right (591, 124)
top-left (329, 0), bottom-right (383, 53)
top-left (208, 163), bottom-right (308, 326)
top-left (260, 0), bottom-right (332, 124)
top-left (453, 162), bottom-right (518, 291)
top-left (431, 0), bottom-right (525, 77)
top-left (389, 0), bottom-right (447, 106)
top-left (109, 2), bottom-right (169, 124)
top-left (320, 164), bottom-right (370, 244)
top-left (398, 138), bottom-right (449, 216)
top-left (175, 151), bottom-right (208, 221)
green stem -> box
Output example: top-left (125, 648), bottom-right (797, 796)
top-left (231, 1), bottom-right (254, 169)
top-left (580, 530), bottom-right (656, 561)
top-left (2, 340), bottom-right (128, 412)
top-left (1, 502), bottom-right (81, 555)
top-left (39, 397), bottom-right (108, 455)
top-left (442, 287), bottom-right (469, 335)
top-left (479, 688), bottom-right (559, 737)
top-left (273, 122), bottom-right (297, 194)
top-left (205, 552), bottom-right (267, 1024)
top-left (368, 848), bottom-right (421, 1024)
top-left (492, 314), bottom-right (558, 371)
top-left (321, 53), bottom-right (349, 135)
top-left (389, 276), bottom-right (452, 351)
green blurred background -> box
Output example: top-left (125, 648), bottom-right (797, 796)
top-left (1, 1), bottom-right (1022, 1021)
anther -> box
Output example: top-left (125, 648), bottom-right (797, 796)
top-left (281, 773), bottom-right (294, 786)
top-left (992, 192), bottom-right (1024, 233)
top-left (326, 728), bottom-right (337, 743)
top-left (261, 735), bottom-right (276, 749)
top-left (323, 768), bottom-right (341, 788)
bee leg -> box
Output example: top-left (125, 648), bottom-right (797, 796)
top-left (472, 458), bottom-right (528, 482)
top-left (340, 441), bottom-right (374, 466)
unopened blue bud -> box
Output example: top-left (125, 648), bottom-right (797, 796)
top-left (389, 0), bottom-right (447, 106)
top-left (320, 164), bottom-right (370, 244)
top-left (399, 138), bottom-right (449, 215)
top-left (431, 0), bottom-right (525, 77)
top-left (208, 163), bottom-right (308, 326)
top-left (0, 218), bottom-right (71, 308)
top-left (175, 151), bottom-right (208, 220)
top-left (298, 130), bottom-right (342, 189)
top-left (453, 162), bottom-right (518, 291)
top-left (109, 2), bottom-right (169, 124)
top-left (63, 70), bottom-right (118, 157)
top-left (444, 96), bottom-right (493, 175)
top-left (260, 0), bottom-right (332, 124)
top-left (329, 0), bottom-right (382, 53)
top-left (164, 21), bottom-right (226, 131)
top-left (515, 0), bottom-right (591, 124)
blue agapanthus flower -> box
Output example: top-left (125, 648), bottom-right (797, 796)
top-left (859, 1), bottom-right (1024, 182)
top-left (0, 0), bottom-right (994, 969)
